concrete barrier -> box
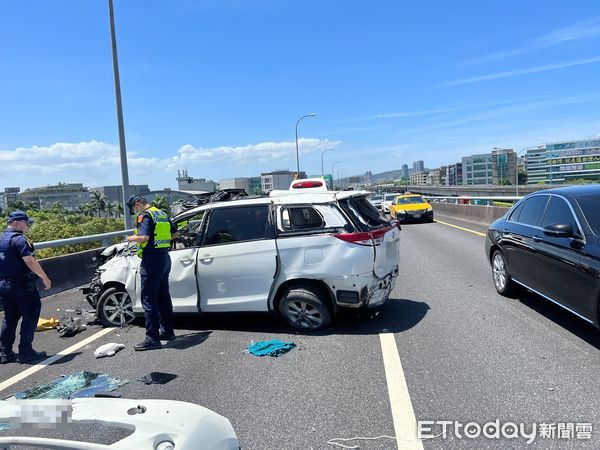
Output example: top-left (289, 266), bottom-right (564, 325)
top-left (38, 248), bottom-right (102, 298)
top-left (432, 203), bottom-right (509, 226)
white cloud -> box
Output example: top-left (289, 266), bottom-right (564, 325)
top-left (0, 138), bottom-right (340, 190)
top-left (440, 56), bottom-right (600, 87)
top-left (466, 16), bottom-right (600, 65)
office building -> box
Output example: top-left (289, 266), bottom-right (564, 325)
top-left (89, 185), bottom-right (149, 203)
top-left (526, 139), bottom-right (600, 184)
top-left (410, 171), bottom-right (428, 185)
top-left (176, 169), bottom-right (217, 192)
top-left (491, 148), bottom-right (516, 185)
top-left (219, 178), bottom-right (250, 194)
top-left (261, 170), bottom-right (305, 192)
top-left (19, 183), bottom-right (90, 211)
top-left (462, 153), bottom-right (493, 185)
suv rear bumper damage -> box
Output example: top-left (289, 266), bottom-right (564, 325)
top-left (325, 266), bottom-right (399, 308)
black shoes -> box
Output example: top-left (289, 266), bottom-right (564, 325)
top-left (0, 352), bottom-right (17, 364)
top-left (159, 333), bottom-right (176, 342)
top-left (134, 339), bottom-right (162, 351)
top-left (18, 350), bottom-right (47, 364)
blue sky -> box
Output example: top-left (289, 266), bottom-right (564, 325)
top-left (2, 0), bottom-right (600, 191)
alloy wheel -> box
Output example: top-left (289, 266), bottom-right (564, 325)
top-left (493, 253), bottom-right (507, 291)
top-left (102, 291), bottom-right (135, 326)
top-left (286, 301), bottom-right (323, 329)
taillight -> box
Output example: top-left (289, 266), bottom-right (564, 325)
top-left (334, 226), bottom-right (395, 246)
top-left (333, 231), bottom-right (373, 246)
top-left (292, 181), bottom-right (323, 189)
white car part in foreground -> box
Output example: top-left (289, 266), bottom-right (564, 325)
top-left (0, 398), bottom-right (239, 450)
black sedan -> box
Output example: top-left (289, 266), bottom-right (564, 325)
top-left (485, 185), bottom-right (600, 327)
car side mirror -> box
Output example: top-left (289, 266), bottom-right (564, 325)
top-left (543, 223), bottom-right (574, 238)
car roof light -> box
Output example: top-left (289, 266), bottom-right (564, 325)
top-left (292, 181), bottom-right (323, 189)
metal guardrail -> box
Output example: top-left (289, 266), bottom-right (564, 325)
top-left (425, 196), bottom-right (523, 202)
top-left (36, 229), bottom-right (134, 250)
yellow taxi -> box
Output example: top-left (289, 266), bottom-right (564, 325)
top-left (389, 193), bottom-right (433, 222)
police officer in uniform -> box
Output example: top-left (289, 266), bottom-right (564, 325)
top-left (126, 196), bottom-right (177, 350)
top-left (0, 211), bottom-right (52, 364)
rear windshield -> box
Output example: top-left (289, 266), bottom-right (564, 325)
top-left (370, 195), bottom-right (383, 201)
top-left (576, 194), bottom-right (600, 235)
top-left (339, 197), bottom-right (389, 231)
top-left (384, 194), bottom-right (397, 201)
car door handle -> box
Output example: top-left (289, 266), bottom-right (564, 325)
top-left (179, 258), bottom-right (194, 264)
top-left (200, 255), bottom-right (214, 263)
top-left (532, 235), bottom-right (542, 242)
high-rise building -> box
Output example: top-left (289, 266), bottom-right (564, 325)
top-left (491, 148), bottom-right (516, 185)
top-left (526, 139), bottom-right (600, 184)
top-left (462, 153), bottom-right (493, 185)
top-left (401, 164), bottom-right (409, 179)
top-left (412, 160), bottom-right (424, 173)
top-left (447, 163), bottom-right (463, 185)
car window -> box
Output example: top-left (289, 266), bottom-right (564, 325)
top-left (517, 195), bottom-right (548, 227)
top-left (339, 197), bottom-right (388, 231)
top-left (542, 196), bottom-right (578, 232)
top-left (281, 206), bottom-right (324, 231)
top-left (576, 193), bottom-right (600, 235)
top-left (507, 201), bottom-right (524, 222)
top-left (173, 211), bottom-right (205, 248)
top-left (384, 194), bottom-right (398, 201)
top-left (204, 205), bottom-right (269, 245)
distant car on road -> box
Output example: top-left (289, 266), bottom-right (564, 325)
top-left (485, 186), bottom-right (600, 327)
top-left (368, 194), bottom-right (383, 209)
top-left (389, 194), bottom-right (433, 222)
top-left (382, 193), bottom-right (402, 213)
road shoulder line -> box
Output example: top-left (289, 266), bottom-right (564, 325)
top-left (379, 332), bottom-right (424, 450)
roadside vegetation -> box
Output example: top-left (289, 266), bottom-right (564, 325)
top-left (0, 194), bottom-right (171, 258)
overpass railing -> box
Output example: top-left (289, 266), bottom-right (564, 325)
top-left (36, 229), bottom-right (134, 250)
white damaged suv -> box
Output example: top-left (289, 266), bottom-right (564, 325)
top-left (85, 190), bottom-right (400, 330)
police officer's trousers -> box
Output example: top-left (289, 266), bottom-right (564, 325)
top-left (140, 252), bottom-right (174, 342)
top-left (0, 279), bottom-right (41, 355)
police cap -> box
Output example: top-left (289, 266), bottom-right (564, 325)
top-left (7, 210), bottom-right (35, 224)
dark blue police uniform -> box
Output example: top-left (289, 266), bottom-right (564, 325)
top-left (0, 228), bottom-right (42, 360)
top-left (137, 213), bottom-right (177, 344)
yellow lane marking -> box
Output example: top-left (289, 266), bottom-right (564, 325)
top-left (0, 327), bottom-right (115, 393)
top-left (435, 219), bottom-right (486, 237)
top-left (380, 333), bottom-right (424, 449)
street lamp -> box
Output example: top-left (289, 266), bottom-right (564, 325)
top-left (321, 148), bottom-right (335, 178)
top-left (295, 113), bottom-right (317, 178)
top-left (108, 0), bottom-right (132, 230)
top-left (331, 161), bottom-right (341, 189)
top-left (515, 145), bottom-right (542, 196)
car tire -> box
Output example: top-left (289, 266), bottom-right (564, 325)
top-left (279, 286), bottom-right (332, 331)
top-left (97, 286), bottom-right (136, 327)
top-left (491, 250), bottom-right (517, 297)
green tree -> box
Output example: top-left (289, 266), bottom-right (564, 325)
top-left (105, 201), bottom-right (117, 218)
top-left (90, 191), bottom-right (107, 217)
top-left (152, 195), bottom-right (169, 211)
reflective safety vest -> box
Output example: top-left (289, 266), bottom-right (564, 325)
top-left (135, 206), bottom-right (172, 257)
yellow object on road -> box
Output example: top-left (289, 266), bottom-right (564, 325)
top-left (36, 317), bottom-right (59, 331)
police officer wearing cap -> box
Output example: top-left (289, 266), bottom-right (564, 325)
top-left (0, 211), bottom-right (52, 364)
top-left (126, 195), bottom-right (177, 350)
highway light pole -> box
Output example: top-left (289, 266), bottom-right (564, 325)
top-left (515, 145), bottom-right (541, 196)
top-left (108, 0), bottom-right (132, 230)
top-left (331, 161), bottom-right (341, 189)
top-left (295, 113), bottom-right (316, 178)
top-left (321, 148), bottom-right (334, 178)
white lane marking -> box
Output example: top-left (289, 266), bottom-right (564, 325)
top-left (380, 333), bottom-right (424, 450)
top-left (0, 327), bottom-right (114, 393)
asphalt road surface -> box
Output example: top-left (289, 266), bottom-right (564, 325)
top-left (2, 214), bottom-right (600, 449)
